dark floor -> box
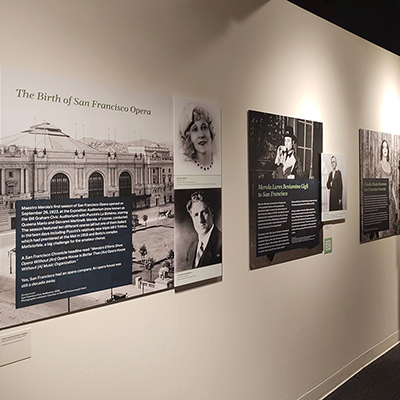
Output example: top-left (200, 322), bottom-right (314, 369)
top-left (325, 343), bottom-right (400, 399)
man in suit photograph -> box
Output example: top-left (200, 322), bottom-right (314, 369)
top-left (327, 155), bottom-right (343, 211)
top-left (185, 191), bottom-right (222, 269)
top-left (272, 126), bottom-right (304, 179)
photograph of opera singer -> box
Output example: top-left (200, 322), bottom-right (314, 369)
top-left (272, 126), bottom-right (304, 179)
top-left (377, 139), bottom-right (398, 235)
top-left (175, 189), bottom-right (222, 272)
top-left (327, 156), bottom-right (343, 211)
top-left (179, 106), bottom-right (216, 171)
top-left (186, 191), bottom-right (222, 268)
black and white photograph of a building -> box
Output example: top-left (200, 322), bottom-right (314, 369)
top-left (0, 121), bottom-right (174, 231)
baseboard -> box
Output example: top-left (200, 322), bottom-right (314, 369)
top-left (298, 331), bottom-right (400, 400)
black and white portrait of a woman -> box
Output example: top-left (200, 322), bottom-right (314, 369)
top-left (174, 97), bottom-right (221, 178)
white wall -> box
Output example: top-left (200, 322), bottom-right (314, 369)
top-left (1, 1), bottom-right (400, 399)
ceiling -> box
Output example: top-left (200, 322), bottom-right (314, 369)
top-left (288, 0), bottom-right (400, 57)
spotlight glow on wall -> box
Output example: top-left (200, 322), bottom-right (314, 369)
top-left (380, 84), bottom-right (400, 134)
top-left (294, 93), bottom-right (322, 122)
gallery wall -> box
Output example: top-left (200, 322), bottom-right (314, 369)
top-left (1, 0), bottom-right (400, 399)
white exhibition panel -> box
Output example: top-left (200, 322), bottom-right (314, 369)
top-left (1, 1), bottom-right (400, 399)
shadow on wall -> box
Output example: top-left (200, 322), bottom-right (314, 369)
top-left (153, 0), bottom-right (271, 69)
top-left (190, 0), bottom-right (271, 24)
top-left (110, 0), bottom-right (271, 87)
top-left (0, 0), bottom-right (271, 89)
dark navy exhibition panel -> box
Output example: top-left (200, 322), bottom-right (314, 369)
top-left (362, 178), bottom-right (389, 234)
top-left (16, 197), bottom-right (132, 308)
top-left (256, 179), bottom-right (320, 257)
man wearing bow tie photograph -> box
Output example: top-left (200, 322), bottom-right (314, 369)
top-left (272, 125), bottom-right (303, 179)
top-left (327, 155), bottom-right (343, 211)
